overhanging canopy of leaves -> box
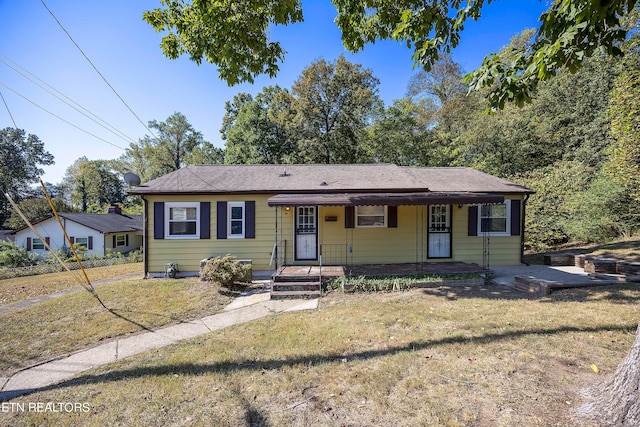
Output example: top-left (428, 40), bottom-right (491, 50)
top-left (144, 0), bottom-right (303, 85)
top-left (145, 0), bottom-right (637, 108)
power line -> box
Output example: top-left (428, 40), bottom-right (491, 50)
top-left (0, 55), bottom-right (137, 145)
top-left (0, 81), bottom-right (126, 151)
top-left (39, 0), bottom-right (158, 140)
top-left (0, 90), bottom-right (17, 128)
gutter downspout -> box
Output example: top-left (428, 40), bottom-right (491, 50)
top-left (142, 196), bottom-right (149, 278)
top-left (521, 194), bottom-right (530, 265)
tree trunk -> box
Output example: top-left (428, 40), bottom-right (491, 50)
top-left (578, 323), bottom-right (640, 426)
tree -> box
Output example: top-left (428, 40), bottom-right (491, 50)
top-left (186, 141), bottom-right (225, 165)
top-left (62, 157), bottom-right (125, 212)
top-left (407, 53), bottom-right (467, 106)
top-left (406, 54), bottom-right (479, 167)
top-left (579, 324), bottom-right (640, 426)
top-left (364, 97), bottom-right (433, 166)
top-left (287, 55), bottom-right (380, 164)
top-left (4, 197), bottom-right (74, 230)
top-left (222, 86), bottom-right (296, 164)
top-left (120, 112), bottom-right (207, 182)
top-left (0, 128), bottom-right (54, 227)
top-left (528, 54), bottom-right (618, 167)
top-left (606, 68), bottom-right (640, 200)
top-left (144, 1), bottom-right (303, 85)
top-left (605, 12), bottom-right (640, 200)
top-left (145, 0), bottom-right (637, 109)
top-left (465, 0), bottom-right (637, 110)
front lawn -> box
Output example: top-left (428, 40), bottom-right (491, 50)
top-left (0, 277), bottom-right (236, 377)
top-left (2, 283), bottom-right (638, 426)
top-left (0, 263), bottom-right (144, 305)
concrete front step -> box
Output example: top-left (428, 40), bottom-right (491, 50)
top-left (271, 290), bottom-right (322, 300)
top-left (271, 280), bottom-right (321, 299)
top-left (273, 275), bottom-right (321, 283)
top-left (272, 281), bottom-right (321, 292)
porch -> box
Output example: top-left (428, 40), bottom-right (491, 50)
top-left (273, 261), bottom-right (485, 280)
top-left (270, 262), bottom-right (486, 299)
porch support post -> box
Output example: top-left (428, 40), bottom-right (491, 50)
top-left (274, 206), bottom-right (278, 270)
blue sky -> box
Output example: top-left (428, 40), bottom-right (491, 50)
top-left (0, 0), bottom-right (547, 184)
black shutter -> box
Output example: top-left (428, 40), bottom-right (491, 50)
top-left (200, 202), bottom-right (211, 239)
top-left (245, 201), bottom-right (256, 239)
top-left (45, 237), bottom-right (50, 251)
top-left (217, 201), bottom-right (227, 239)
top-left (154, 202), bottom-right (165, 240)
top-left (70, 236), bottom-right (75, 244)
top-left (26, 237), bottom-right (31, 251)
top-left (345, 206), bottom-right (355, 229)
top-left (112, 235), bottom-right (116, 247)
top-left (125, 234), bottom-right (129, 246)
top-left (468, 206), bottom-right (478, 236)
top-left (88, 236), bottom-right (93, 250)
top-left (510, 200), bottom-right (521, 236)
top-left (388, 206), bottom-right (398, 228)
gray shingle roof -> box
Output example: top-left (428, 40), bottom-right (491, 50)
top-left (128, 164), bottom-right (533, 195)
top-left (401, 167), bottom-right (533, 193)
top-left (58, 213), bottom-right (142, 233)
top-left (11, 213), bottom-right (142, 234)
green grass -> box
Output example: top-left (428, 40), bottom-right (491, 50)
top-left (0, 263), bottom-right (144, 305)
top-left (0, 277), bottom-right (235, 377)
top-left (2, 283), bottom-right (639, 426)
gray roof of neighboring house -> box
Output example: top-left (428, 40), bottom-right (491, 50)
top-left (0, 230), bottom-right (15, 242)
top-left (128, 164), bottom-right (534, 195)
top-left (11, 213), bottom-right (142, 235)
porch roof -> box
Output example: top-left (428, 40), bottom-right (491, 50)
top-left (267, 192), bottom-right (505, 207)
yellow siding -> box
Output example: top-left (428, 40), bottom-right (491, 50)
top-left (450, 200), bottom-right (523, 266)
top-left (146, 194), bottom-right (276, 273)
top-left (329, 206), bottom-right (426, 265)
top-left (146, 194), bottom-right (526, 274)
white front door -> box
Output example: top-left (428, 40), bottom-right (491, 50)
top-left (428, 205), bottom-right (451, 258)
top-left (295, 206), bottom-right (317, 260)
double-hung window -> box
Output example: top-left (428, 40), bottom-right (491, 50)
top-left (75, 237), bottom-right (89, 248)
top-left (356, 205), bottom-right (387, 228)
top-left (479, 200), bottom-right (511, 236)
top-left (165, 203), bottom-right (200, 238)
top-left (115, 235), bottom-right (126, 247)
top-left (32, 238), bottom-right (45, 250)
top-left (228, 202), bottom-right (245, 238)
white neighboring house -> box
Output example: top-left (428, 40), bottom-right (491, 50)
top-left (12, 205), bottom-right (142, 258)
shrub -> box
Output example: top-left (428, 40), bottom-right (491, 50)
top-left (128, 249), bottom-right (143, 263)
top-left (200, 255), bottom-right (252, 287)
top-left (565, 175), bottom-right (640, 243)
top-left (327, 273), bottom-right (482, 293)
top-left (329, 275), bottom-right (422, 293)
top-left (0, 241), bottom-right (37, 267)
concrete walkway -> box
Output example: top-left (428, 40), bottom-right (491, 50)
top-left (0, 289), bottom-right (318, 401)
top-left (490, 264), bottom-right (623, 288)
